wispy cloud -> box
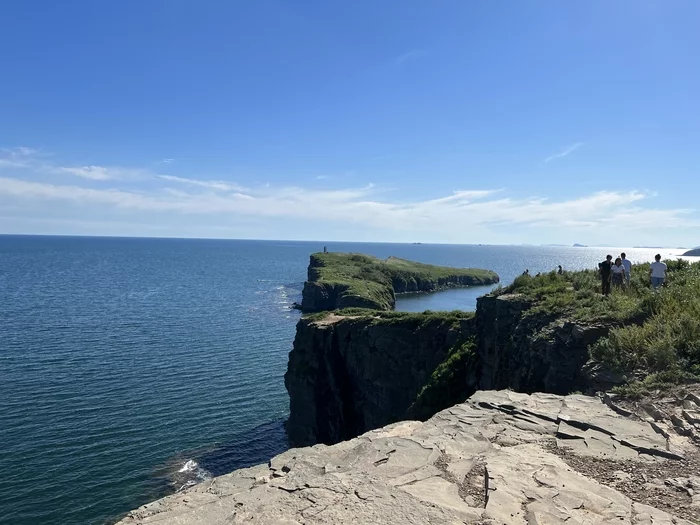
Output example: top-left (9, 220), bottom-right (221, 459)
top-left (55, 165), bottom-right (153, 181)
top-left (0, 148), bottom-right (151, 181)
top-left (0, 173), bottom-right (693, 235)
top-left (1, 146), bottom-right (697, 243)
top-left (544, 142), bottom-right (584, 164)
top-left (161, 158), bottom-right (174, 164)
top-left (56, 166), bottom-right (114, 180)
top-left (395, 50), bottom-right (428, 66)
top-left (158, 174), bottom-right (245, 192)
top-left (0, 147), bottom-right (41, 168)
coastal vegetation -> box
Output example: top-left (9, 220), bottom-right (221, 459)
top-left (408, 337), bottom-right (478, 420)
top-left (300, 252), bottom-right (499, 312)
top-left (496, 259), bottom-right (700, 396)
top-left (290, 253), bottom-right (700, 448)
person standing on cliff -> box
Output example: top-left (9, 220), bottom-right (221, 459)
top-left (620, 253), bottom-right (632, 288)
top-left (611, 257), bottom-right (626, 290)
top-left (598, 255), bottom-right (613, 296)
top-left (649, 254), bottom-right (667, 291)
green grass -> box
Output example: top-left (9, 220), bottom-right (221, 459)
top-left (408, 338), bottom-right (478, 420)
top-left (304, 308), bottom-right (474, 330)
top-left (304, 252), bottom-right (499, 311)
top-left (498, 259), bottom-right (700, 389)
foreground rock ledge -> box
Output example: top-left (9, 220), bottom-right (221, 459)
top-left (118, 391), bottom-right (700, 525)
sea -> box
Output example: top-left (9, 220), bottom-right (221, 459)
top-left (0, 235), bottom-right (692, 525)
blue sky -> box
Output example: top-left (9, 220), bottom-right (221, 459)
top-left (1, 1), bottom-right (698, 245)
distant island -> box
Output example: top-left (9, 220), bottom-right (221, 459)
top-left (683, 248), bottom-right (700, 257)
top-left (572, 243), bottom-right (587, 247)
top-left (299, 252), bottom-right (499, 312)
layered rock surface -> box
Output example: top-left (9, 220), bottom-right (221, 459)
top-left (117, 390), bottom-right (700, 524)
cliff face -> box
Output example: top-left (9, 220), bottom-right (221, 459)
top-left (476, 293), bottom-right (611, 394)
top-left (286, 295), bottom-right (618, 448)
top-left (284, 313), bottom-right (476, 447)
top-left (301, 280), bottom-right (395, 312)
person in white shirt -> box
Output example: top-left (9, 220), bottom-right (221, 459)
top-left (649, 254), bottom-right (667, 290)
top-left (611, 257), bottom-right (626, 290)
top-left (620, 252), bottom-right (632, 287)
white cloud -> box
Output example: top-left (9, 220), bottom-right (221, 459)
top-left (161, 158), bottom-right (174, 164)
top-left (0, 146), bottom-right (41, 168)
top-left (544, 142), bottom-right (584, 163)
top-left (0, 148), bottom-right (152, 182)
top-left (55, 165), bottom-right (154, 181)
top-left (158, 174), bottom-right (246, 192)
top-left (56, 166), bottom-right (113, 180)
top-left (0, 175), bottom-right (694, 238)
top-left (1, 147), bottom-right (696, 244)
top-left (395, 50), bottom-right (428, 66)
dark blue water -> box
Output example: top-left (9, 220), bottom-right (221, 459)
top-left (0, 236), bottom-right (687, 525)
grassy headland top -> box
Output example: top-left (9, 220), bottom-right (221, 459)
top-left (300, 252), bottom-right (499, 312)
top-left (493, 259), bottom-right (700, 395)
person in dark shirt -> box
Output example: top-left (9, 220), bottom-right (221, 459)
top-left (598, 254), bottom-right (613, 296)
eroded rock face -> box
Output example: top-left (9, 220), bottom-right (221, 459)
top-left (286, 298), bottom-right (619, 448)
top-left (117, 391), bottom-right (700, 525)
top-left (476, 294), bottom-right (612, 394)
top-left (285, 314), bottom-right (475, 447)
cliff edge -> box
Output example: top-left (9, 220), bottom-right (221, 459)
top-left (118, 390), bottom-right (700, 524)
top-left (300, 252), bottom-right (499, 312)
top-left (286, 259), bottom-right (700, 448)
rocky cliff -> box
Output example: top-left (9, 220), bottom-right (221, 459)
top-left (285, 311), bottom-right (476, 447)
top-left (475, 293), bottom-right (613, 394)
top-left (285, 294), bottom-right (619, 448)
top-left (118, 390), bottom-right (700, 525)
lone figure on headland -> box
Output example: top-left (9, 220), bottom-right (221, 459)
top-left (598, 254), bottom-right (613, 296)
top-left (649, 254), bottom-right (667, 291)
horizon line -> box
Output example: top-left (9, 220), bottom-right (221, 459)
top-left (0, 232), bottom-right (691, 250)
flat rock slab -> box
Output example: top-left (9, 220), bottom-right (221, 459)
top-left (117, 391), bottom-right (698, 525)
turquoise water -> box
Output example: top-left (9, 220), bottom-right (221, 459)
top-left (0, 236), bottom-right (688, 525)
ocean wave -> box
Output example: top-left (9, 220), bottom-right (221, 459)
top-left (178, 459), bottom-right (198, 473)
top-left (174, 459), bottom-right (212, 491)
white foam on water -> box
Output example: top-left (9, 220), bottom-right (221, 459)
top-left (178, 459), bottom-right (198, 473)
top-left (176, 459), bottom-right (213, 491)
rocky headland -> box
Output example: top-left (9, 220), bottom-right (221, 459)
top-left (300, 252), bottom-right (499, 312)
top-left (286, 258), bottom-right (700, 447)
top-left (118, 255), bottom-right (700, 524)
